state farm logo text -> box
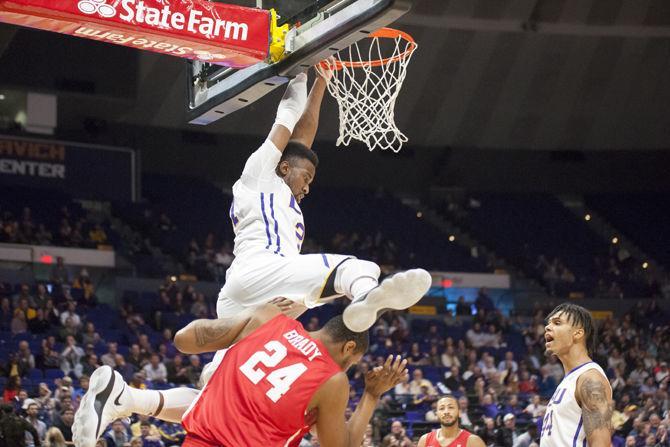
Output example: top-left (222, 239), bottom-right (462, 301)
top-left (75, 0), bottom-right (249, 41)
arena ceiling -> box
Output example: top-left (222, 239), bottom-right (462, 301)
top-left (2, 0), bottom-right (670, 151)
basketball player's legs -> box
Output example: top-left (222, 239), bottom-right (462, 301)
top-left (73, 366), bottom-right (200, 447)
top-left (218, 251), bottom-right (432, 332)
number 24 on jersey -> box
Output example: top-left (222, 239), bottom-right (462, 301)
top-left (239, 340), bottom-right (308, 403)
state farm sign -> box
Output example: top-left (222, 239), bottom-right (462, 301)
top-left (0, 0), bottom-right (270, 67)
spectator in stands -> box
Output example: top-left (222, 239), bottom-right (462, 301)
top-left (477, 417), bottom-right (497, 446)
top-left (44, 426), bottom-right (67, 447)
top-left (17, 341), bottom-right (35, 371)
top-left (104, 419), bottom-right (131, 447)
top-left (407, 342), bottom-right (430, 366)
top-left (0, 297), bottom-right (12, 330)
top-left (537, 366), bottom-right (557, 399)
top-left (409, 369), bottom-right (436, 396)
top-left (54, 408), bottom-right (74, 444)
top-left (89, 223), bottom-right (108, 246)
top-left (11, 308), bottom-right (28, 335)
top-left (2, 375), bottom-right (21, 402)
top-left (457, 396), bottom-right (473, 430)
top-left (441, 345), bottom-right (462, 369)
top-left (139, 420), bottom-right (164, 447)
top-left (60, 335), bottom-right (84, 378)
top-left (44, 300), bottom-right (59, 326)
top-left (127, 344), bottom-right (145, 371)
top-left (101, 343), bottom-right (118, 367)
top-left (130, 414), bottom-right (159, 438)
top-left (29, 309), bottom-right (51, 334)
top-left (466, 322), bottom-right (487, 349)
top-left (36, 342), bottom-right (60, 371)
top-left (381, 420), bottom-right (412, 447)
top-left (60, 301), bottom-right (81, 328)
top-left (524, 395), bottom-right (546, 418)
top-left (81, 322), bottom-right (100, 346)
top-left (0, 403), bottom-right (41, 447)
top-left (25, 402), bottom-right (47, 447)
top-left (496, 413), bottom-right (518, 447)
top-left (82, 354), bottom-right (100, 377)
top-left (475, 288), bottom-right (494, 313)
top-left (164, 354), bottom-right (188, 385)
top-left (186, 355), bottom-right (202, 386)
top-left (114, 354), bottom-right (135, 382)
top-left (143, 354), bottom-right (167, 384)
top-left (513, 423), bottom-right (538, 447)
top-left (393, 374), bottom-right (411, 396)
top-left (480, 393), bottom-right (499, 419)
top-left (498, 351), bottom-right (518, 373)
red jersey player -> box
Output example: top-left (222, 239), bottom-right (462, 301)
top-left (75, 302), bottom-right (407, 447)
top-left (417, 396), bottom-right (485, 447)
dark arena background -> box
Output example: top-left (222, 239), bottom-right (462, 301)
top-left (1, 0), bottom-right (669, 446)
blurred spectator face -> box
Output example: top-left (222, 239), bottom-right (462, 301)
top-left (140, 424), bottom-right (151, 437)
top-left (390, 421), bottom-right (403, 434)
top-left (485, 417), bottom-right (495, 429)
top-left (625, 436), bottom-right (636, 447)
top-left (131, 439), bottom-right (142, 447)
top-left (173, 355), bottom-right (182, 366)
top-left (130, 345), bottom-right (140, 356)
top-left (504, 415), bottom-right (515, 429)
top-left (645, 434), bottom-right (656, 446)
top-left (66, 335), bottom-right (76, 346)
top-left (37, 284), bottom-right (46, 295)
top-left (67, 301), bottom-right (76, 312)
top-left (61, 396), bottom-right (72, 408)
top-left (115, 354), bottom-right (126, 366)
top-left (510, 395), bottom-right (518, 406)
top-left (483, 394), bottom-right (493, 405)
top-left (95, 440), bottom-right (107, 447)
top-left (150, 354), bottom-right (160, 367)
top-left (532, 395), bottom-right (541, 405)
top-left (39, 383), bottom-right (50, 396)
top-left (473, 323), bottom-right (481, 332)
top-left (17, 389), bottom-right (28, 401)
top-left (190, 356), bottom-right (201, 367)
top-left (19, 340), bottom-right (29, 352)
top-left (506, 351), bottom-right (514, 361)
top-left (412, 370), bottom-right (423, 381)
top-left (649, 414), bottom-right (660, 428)
top-left (458, 396), bottom-right (468, 410)
top-left (61, 409), bottom-right (74, 426)
top-left (112, 420), bottom-right (125, 433)
top-left (162, 329), bottom-right (172, 340)
top-left (108, 342), bottom-right (118, 354)
top-left (27, 403), bottom-right (39, 417)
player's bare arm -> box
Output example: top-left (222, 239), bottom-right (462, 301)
top-left (576, 370), bottom-right (613, 447)
top-left (174, 303), bottom-right (281, 354)
top-left (466, 434), bottom-right (486, 447)
top-left (315, 355), bottom-right (408, 447)
top-left (417, 434), bottom-right (428, 447)
top-left (290, 61), bottom-right (334, 149)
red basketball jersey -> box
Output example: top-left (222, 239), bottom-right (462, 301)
top-left (182, 314), bottom-right (341, 447)
top-left (425, 429), bottom-right (472, 447)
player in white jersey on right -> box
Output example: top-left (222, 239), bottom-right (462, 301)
top-left (218, 64), bottom-right (431, 332)
top-left (541, 303), bottom-right (613, 447)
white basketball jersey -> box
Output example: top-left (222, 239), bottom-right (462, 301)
top-left (228, 139), bottom-right (305, 258)
top-left (540, 361), bottom-right (610, 447)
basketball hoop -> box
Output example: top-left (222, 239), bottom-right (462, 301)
top-left (316, 28), bottom-right (417, 152)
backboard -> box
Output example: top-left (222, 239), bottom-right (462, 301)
top-left (187, 0), bottom-right (411, 125)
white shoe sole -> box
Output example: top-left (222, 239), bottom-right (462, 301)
top-left (73, 366), bottom-right (118, 447)
top-left (343, 268), bottom-right (432, 332)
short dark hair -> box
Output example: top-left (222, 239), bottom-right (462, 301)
top-left (437, 394), bottom-right (459, 405)
top-left (280, 141), bottom-right (319, 168)
top-left (140, 421), bottom-right (151, 427)
top-left (547, 303), bottom-right (596, 357)
top-left (322, 315), bottom-right (369, 354)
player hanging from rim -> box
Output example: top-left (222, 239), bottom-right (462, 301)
top-left (417, 395), bottom-right (485, 447)
top-left (74, 300), bottom-right (408, 447)
top-left (215, 59), bottom-right (431, 333)
top-left (541, 303), bottom-right (613, 447)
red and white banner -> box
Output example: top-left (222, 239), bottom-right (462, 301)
top-left (0, 0), bottom-right (270, 67)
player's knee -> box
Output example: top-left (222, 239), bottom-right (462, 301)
top-left (338, 258), bottom-right (381, 279)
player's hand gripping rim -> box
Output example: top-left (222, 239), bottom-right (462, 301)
top-left (364, 355), bottom-right (408, 398)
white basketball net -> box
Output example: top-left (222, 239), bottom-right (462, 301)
top-left (316, 29), bottom-right (417, 152)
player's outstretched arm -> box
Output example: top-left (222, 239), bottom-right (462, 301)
top-left (576, 370), bottom-right (613, 447)
top-left (174, 303), bottom-right (281, 354)
top-left (315, 355), bottom-right (408, 447)
top-left (289, 62), bottom-right (333, 149)
top-left (268, 73), bottom-right (309, 152)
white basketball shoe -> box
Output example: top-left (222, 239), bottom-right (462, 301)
top-left (343, 268), bottom-right (432, 332)
top-left (72, 366), bottom-right (132, 447)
